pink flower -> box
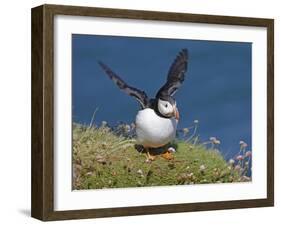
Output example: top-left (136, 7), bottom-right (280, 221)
top-left (236, 155), bottom-right (244, 161)
top-left (245, 151), bottom-right (252, 157)
top-left (239, 140), bottom-right (245, 145)
top-left (239, 141), bottom-right (248, 148)
top-left (234, 165), bottom-right (241, 171)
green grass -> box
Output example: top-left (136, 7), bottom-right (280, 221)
top-left (73, 123), bottom-right (249, 190)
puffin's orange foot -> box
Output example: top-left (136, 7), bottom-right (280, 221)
top-left (161, 151), bottom-right (174, 160)
top-left (161, 147), bottom-right (176, 160)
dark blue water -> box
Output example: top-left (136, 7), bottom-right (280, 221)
top-left (72, 34), bottom-right (252, 159)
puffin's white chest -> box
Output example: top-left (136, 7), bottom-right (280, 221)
top-left (135, 108), bottom-right (177, 148)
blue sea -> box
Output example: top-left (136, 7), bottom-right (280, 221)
top-left (72, 34), bottom-right (252, 160)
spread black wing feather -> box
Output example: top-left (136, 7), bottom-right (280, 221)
top-left (156, 49), bottom-right (188, 99)
top-left (99, 61), bottom-right (149, 109)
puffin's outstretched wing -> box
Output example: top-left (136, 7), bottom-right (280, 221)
top-left (156, 49), bottom-right (188, 99)
top-left (99, 62), bottom-right (149, 109)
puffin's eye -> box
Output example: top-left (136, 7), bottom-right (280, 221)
top-left (165, 104), bottom-right (168, 108)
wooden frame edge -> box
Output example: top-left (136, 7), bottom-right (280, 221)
top-left (41, 198), bottom-right (272, 221)
top-left (31, 5), bottom-right (44, 220)
top-left (266, 19), bottom-right (274, 206)
top-left (31, 5), bottom-right (55, 221)
top-left (43, 4), bottom-right (273, 26)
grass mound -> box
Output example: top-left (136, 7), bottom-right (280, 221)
top-left (73, 123), bottom-right (249, 190)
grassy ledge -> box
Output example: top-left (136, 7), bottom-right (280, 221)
top-left (73, 123), bottom-right (251, 190)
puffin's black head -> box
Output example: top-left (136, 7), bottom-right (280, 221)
top-left (155, 94), bottom-right (179, 120)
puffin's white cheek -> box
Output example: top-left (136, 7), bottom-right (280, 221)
top-left (158, 105), bottom-right (165, 115)
top-left (164, 107), bottom-right (169, 114)
top-left (162, 107), bottom-right (173, 117)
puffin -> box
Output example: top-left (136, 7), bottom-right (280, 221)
top-left (99, 49), bottom-right (188, 161)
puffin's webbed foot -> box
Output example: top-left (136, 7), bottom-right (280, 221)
top-left (161, 147), bottom-right (176, 160)
top-left (135, 144), bottom-right (176, 162)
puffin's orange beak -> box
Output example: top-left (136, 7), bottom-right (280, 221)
top-left (173, 106), bottom-right (180, 120)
